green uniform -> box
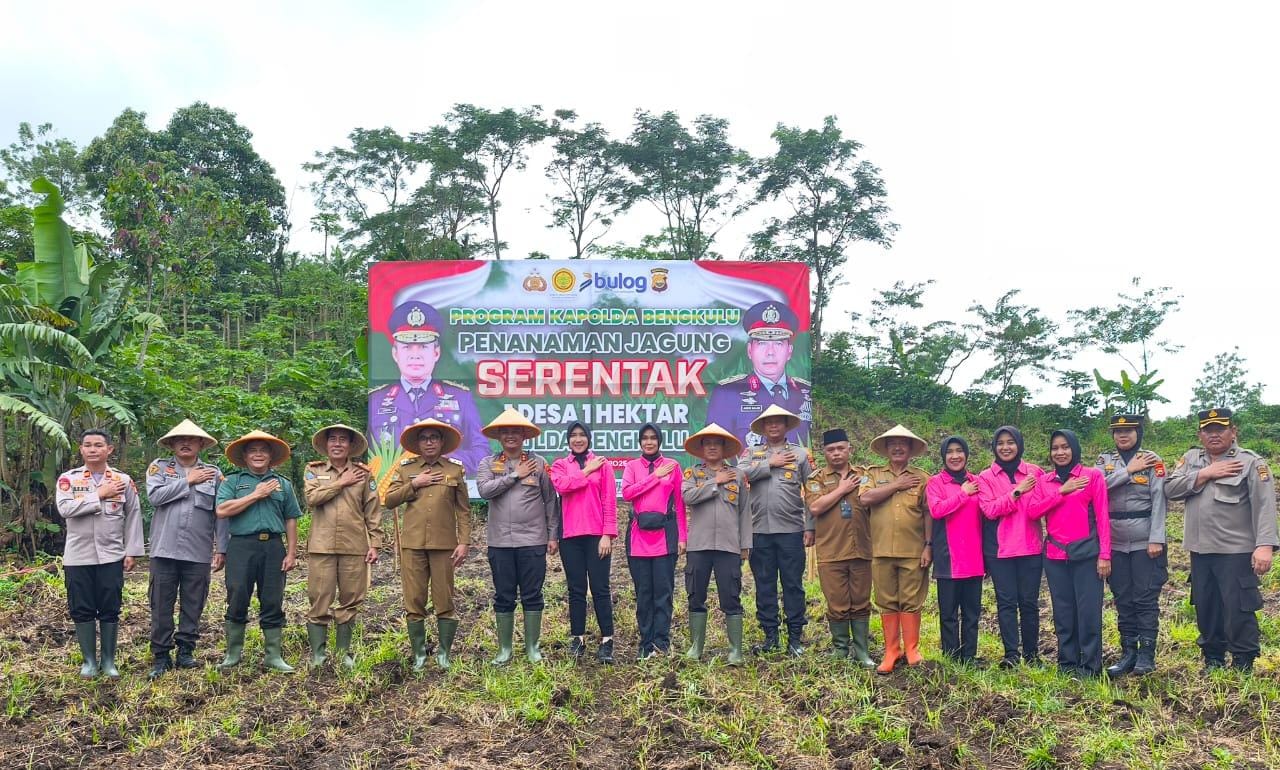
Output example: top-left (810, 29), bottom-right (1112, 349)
top-left (217, 470), bottom-right (302, 629)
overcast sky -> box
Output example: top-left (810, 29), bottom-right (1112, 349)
top-left (5, 0), bottom-right (1277, 418)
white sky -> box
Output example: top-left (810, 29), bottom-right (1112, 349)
top-left (4, 0), bottom-right (1277, 417)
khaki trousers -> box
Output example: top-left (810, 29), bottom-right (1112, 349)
top-left (872, 556), bottom-right (930, 613)
top-left (401, 548), bottom-right (456, 621)
top-left (306, 553), bottom-right (369, 625)
top-left (817, 558), bottom-right (872, 621)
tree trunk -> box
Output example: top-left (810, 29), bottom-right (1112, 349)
top-left (490, 198), bottom-right (502, 259)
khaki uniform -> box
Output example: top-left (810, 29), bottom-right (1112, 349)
top-left (303, 460), bottom-right (385, 625)
top-left (860, 465), bottom-right (932, 613)
top-left (808, 465), bottom-right (872, 621)
top-left (384, 455), bottom-right (471, 621)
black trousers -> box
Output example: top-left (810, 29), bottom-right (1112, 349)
top-left (149, 556), bottom-right (212, 655)
top-left (559, 535), bottom-right (614, 637)
top-left (65, 560), bottom-right (124, 623)
top-left (937, 577), bottom-right (983, 661)
top-left (988, 554), bottom-right (1042, 661)
top-left (1190, 552), bottom-right (1262, 660)
top-left (749, 532), bottom-right (807, 637)
top-left (1108, 548), bottom-right (1167, 639)
top-left (1044, 557), bottom-right (1104, 675)
top-left (224, 535), bottom-right (287, 629)
top-left (488, 545), bottom-right (548, 613)
top-left (686, 549), bottom-right (743, 616)
top-left (630, 553), bottom-right (677, 652)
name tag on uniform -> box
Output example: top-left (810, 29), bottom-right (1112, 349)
top-left (1132, 475), bottom-right (1149, 485)
top-left (316, 475), bottom-right (331, 480)
top-left (522, 476), bottom-right (538, 486)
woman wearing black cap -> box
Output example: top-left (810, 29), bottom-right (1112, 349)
top-left (976, 426), bottom-right (1045, 667)
top-left (924, 436), bottom-right (985, 663)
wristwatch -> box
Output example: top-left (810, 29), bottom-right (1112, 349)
top-left (1012, 490), bottom-right (1022, 499)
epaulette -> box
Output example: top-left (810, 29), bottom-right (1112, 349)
top-left (442, 380), bottom-right (471, 392)
top-left (306, 460), bottom-right (326, 467)
top-left (718, 373), bottom-right (748, 386)
top-left (447, 456), bottom-right (463, 465)
top-left (368, 383), bottom-right (392, 395)
top-left (792, 376), bottom-right (811, 387)
top-left (400, 457), bottom-right (417, 466)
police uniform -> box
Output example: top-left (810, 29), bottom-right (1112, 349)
top-left (705, 301), bottom-right (812, 448)
top-left (1165, 408), bottom-right (1279, 670)
top-left (1095, 414), bottom-right (1167, 675)
top-left (368, 301), bottom-right (491, 474)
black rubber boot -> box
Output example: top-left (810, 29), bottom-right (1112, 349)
top-left (1132, 637), bottom-right (1156, 676)
top-left (148, 652), bottom-right (172, 680)
top-left (1106, 636), bottom-right (1137, 679)
top-left (175, 644), bottom-right (200, 669)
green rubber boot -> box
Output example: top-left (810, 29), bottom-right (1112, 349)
top-left (306, 623), bottom-right (328, 668)
top-left (74, 622), bottom-right (99, 678)
top-left (686, 612), bottom-right (708, 661)
top-left (829, 620), bottom-right (852, 659)
top-left (98, 622), bottom-right (120, 679)
top-left (492, 612), bottom-right (515, 665)
top-left (407, 619), bottom-right (429, 671)
top-left (335, 622), bottom-right (355, 670)
top-left (725, 614), bottom-right (745, 667)
top-left (436, 618), bottom-right (459, 670)
top-left (262, 627), bottom-right (295, 673)
top-left (850, 618), bottom-right (876, 668)
top-left (523, 611), bottom-right (544, 663)
top-left (220, 621), bottom-right (246, 668)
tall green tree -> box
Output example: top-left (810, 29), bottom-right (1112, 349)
top-left (969, 289), bottom-right (1061, 404)
top-left (0, 122), bottom-right (93, 222)
top-left (748, 116), bottom-right (895, 357)
top-left (1191, 347), bottom-right (1263, 413)
top-left (545, 111), bottom-right (625, 259)
top-left (849, 280), bottom-right (973, 384)
top-left (617, 110), bottom-right (745, 260)
top-left (1067, 277), bottom-right (1182, 375)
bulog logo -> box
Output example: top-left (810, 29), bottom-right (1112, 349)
top-left (578, 272), bottom-right (648, 293)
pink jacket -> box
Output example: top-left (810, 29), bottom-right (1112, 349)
top-left (550, 453), bottom-right (618, 539)
top-left (976, 462), bottom-right (1045, 559)
top-left (1028, 465), bottom-right (1112, 561)
top-left (925, 472), bottom-right (985, 579)
top-left (621, 456), bottom-right (688, 557)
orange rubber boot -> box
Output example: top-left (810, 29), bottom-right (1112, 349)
top-left (901, 611), bottom-right (924, 665)
top-left (876, 613), bottom-right (902, 675)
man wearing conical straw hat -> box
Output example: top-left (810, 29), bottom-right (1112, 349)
top-left (475, 408), bottom-right (558, 665)
top-left (681, 423), bottom-right (751, 665)
top-left (740, 404), bottom-right (815, 657)
top-left (302, 424), bottom-right (383, 670)
top-left (143, 419), bottom-right (226, 679)
top-left (858, 424), bottom-right (934, 674)
top-left (384, 418), bottom-right (472, 670)
top-left (215, 430), bottom-right (302, 673)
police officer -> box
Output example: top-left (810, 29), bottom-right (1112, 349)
top-left (56, 429), bottom-right (145, 679)
top-left (741, 404), bottom-right (814, 656)
top-left (706, 300), bottom-right (812, 449)
top-left (1096, 414), bottom-right (1167, 677)
top-left (303, 424), bottom-right (383, 670)
top-left (215, 430), bottom-right (302, 673)
top-left (1166, 408), bottom-right (1278, 672)
top-left (145, 419), bottom-right (227, 679)
top-left (368, 301), bottom-right (491, 474)
top-left (806, 428), bottom-right (876, 667)
top-left (383, 418), bottom-right (472, 670)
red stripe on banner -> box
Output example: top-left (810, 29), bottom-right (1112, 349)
top-left (368, 261), bottom-right (487, 335)
top-left (693, 261), bottom-right (811, 331)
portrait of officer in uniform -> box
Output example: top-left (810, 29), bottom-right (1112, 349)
top-left (368, 300), bottom-right (491, 474)
top-left (705, 300), bottom-right (812, 448)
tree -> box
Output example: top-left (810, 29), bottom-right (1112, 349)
top-left (849, 280), bottom-right (973, 384)
top-left (1059, 370), bottom-right (1100, 430)
top-left (427, 105), bottom-right (549, 259)
top-left (1191, 347), bottom-right (1263, 413)
top-left (545, 111), bottom-right (625, 259)
top-left (1067, 277), bottom-right (1182, 375)
top-left (969, 289), bottom-right (1061, 403)
top-left (748, 117), bottom-right (895, 357)
top-left (0, 122), bottom-right (93, 223)
top-left (1092, 368), bottom-right (1169, 416)
top-left (617, 110), bottom-right (745, 260)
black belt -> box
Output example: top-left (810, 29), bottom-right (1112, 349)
top-left (1111, 510), bottom-right (1152, 520)
top-left (232, 532), bottom-right (283, 541)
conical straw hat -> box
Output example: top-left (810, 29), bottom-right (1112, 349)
top-left (156, 419), bottom-right (217, 450)
top-left (400, 418), bottom-right (462, 455)
top-left (225, 430), bottom-right (291, 468)
top-left (482, 408), bottom-right (541, 440)
top-left (748, 404), bottom-right (802, 436)
top-left (869, 424), bottom-right (928, 459)
top-left (311, 424), bottom-right (369, 457)
top-left (684, 423), bottom-right (743, 460)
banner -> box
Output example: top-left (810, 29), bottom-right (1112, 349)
top-left (366, 260), bottom-right (811, 491)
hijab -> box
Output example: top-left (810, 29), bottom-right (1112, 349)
top-left (1115, 423), bottom-right (1144, 466)
top-left (638, 423), bottom-right (662, 469)
top-left (992, 426), bottom-right (1025, 483)
top-left (940, 436), bottom-right (970, 484)
top-left (565, 421), bottom-right (592, 468)
top-left (1050, 429), bottom-right (1082, 483)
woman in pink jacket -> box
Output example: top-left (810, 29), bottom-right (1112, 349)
top-left (549, 422), bottom-right (618, 663)
top-left (976, 426), bottom-right (1044, 668)
top-left (925, 436), bottom-right (985, 663)
top-left (1029, 429), bottom-right (1112, 678)
top-left (621, 424), bottom-right (688, 659)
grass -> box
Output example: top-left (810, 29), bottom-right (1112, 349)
top-left (0, 508), bottom-right (1276, 768)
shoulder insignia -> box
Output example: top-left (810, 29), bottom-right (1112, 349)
top-left (147, 463), bottom-right (160, 476)
top-left (58, 476), bottom-right (71, 491)
top-left (718, 373), bottom-right (748, 386)
top-left (683, 468), bottom-right (693, 479)
top-left (400, 457), bottom-right (416, 466)
top-left (307, 460), bottom-right (326, 467)
top-left (806, 479), bottom-right (822, 493)
top-left (305, 471), bottom-right (316, 481)
top-left (442, 380), bottom-right (471, 392)
top-left (447, 457), bottom-right (463, 465)
top-left (791, 376), bottom-right (811, 387)
top-left (1259, 464), bottom-right (1270, 481)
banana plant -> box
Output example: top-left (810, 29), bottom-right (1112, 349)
top-left (1093, 368), bottom-right (1169, 416)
